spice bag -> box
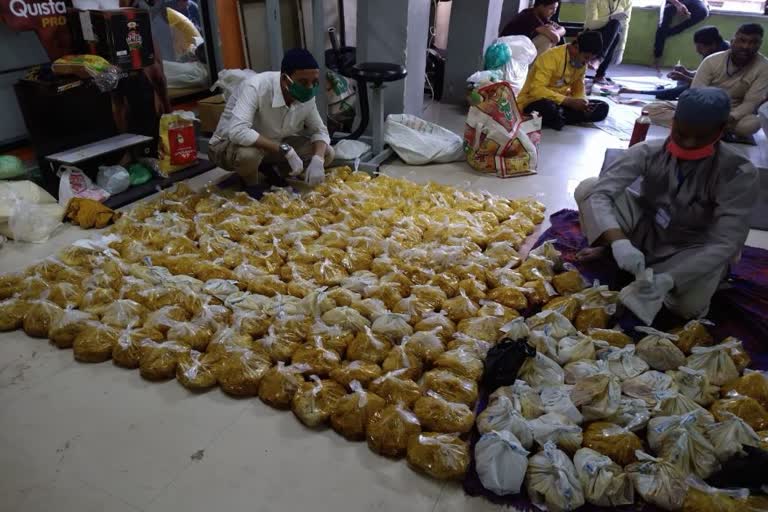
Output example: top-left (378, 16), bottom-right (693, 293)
top-left (464, 81), bottom-right (541, 178)
top-left (159, 111), bottom-right (198, 175)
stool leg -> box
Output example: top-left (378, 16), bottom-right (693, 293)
top-left (371, 83), bottom-right (384, 154)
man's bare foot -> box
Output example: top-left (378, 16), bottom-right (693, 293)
top-left (575, 246), bottom-right (608, 262)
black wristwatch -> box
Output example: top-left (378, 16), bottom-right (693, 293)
top-left (279, 143), bottom-right (291, 155)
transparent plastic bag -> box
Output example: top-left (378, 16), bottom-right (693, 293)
top-left (475, 430), bottom-right (529, 495)
top-left (528, 412), bottom-right (583, 454)
top-left (371, 313), bottom-right (413, 342)
top-left (488, 379), bottom-right (544, 419)
top-left (139, 340), bottom-right (190, 380)
top-left (258, 362), bottom-right (308, 409)
top-left (574, 448), bottom-right (634, 507)
top-left (291, 339), bottom-right (342, 377)
top-left (671, 319), bottom-right (714, 354)
top-left (0, 298), bottom-right (28, 331)
top-left (322, 306), bottom-right (371, 332)
top-left (347, 326), bottom-right (392, 364)
top-left (49, 308), bottom-right (96, 348)
top-left (570, 361), bottom-right (621, 420)
top-left (330, 380), bottom-right (387, 440)
top-left (381, 345), bottom-right (423, 380)
top-left (73, 321), bottom-right (119, 363)
top-left (291, 375), bottom-right (347, 427)
top-left (687, 341), bottom-right (741, 386)
top-left (402, 330), bottom-right (445, 365)
top-left (710, 396), bottom-right (768, 431)
top-left (176, 350), bottom-right (218, 391)
top-left (433, 346), bottom-right (484, 381)
top-left (422, 368), bottom-right (479, 406)
top-left (366, 403), bottom-right (421, 458)
top-left (552, 270), bottom-right (586, 295)
top-left (526, 441), bottom-right (585, 512)
top-left (553, 333), bottom-right (596, 365)
top-left (582, 422), bottom-right (642, 466)
top-left (369, 369), bottom-right (421, 406)
top-left (476, 395), bottom-right (534, 448)
top-left (413, 390), bottom-right (474, 433)
top-left (23, 299), bottom-right (64, 338)
top-left (329, 360), bottom-right (383, 389)
top-left (407, 433), bottom-right (469, 481)
top-left (526, 310), bottom-right (576, 339)
top-left (682, 477), bottom-right (749, 512)
top-left (721, 370), bottom-right (768, 409)
top-left (636, 326), bottom-right (686, 371)
top-left (626, 451), bottom-right (687, 511)
top-left (518, 352), bottom-right (565, 389)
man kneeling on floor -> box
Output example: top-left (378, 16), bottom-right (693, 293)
top-left (208, 48), bottom-right (334, 193)
top-left (575, 88), bottom-right (758, 324)
top-left (516, 31), bottom-right (609, 130)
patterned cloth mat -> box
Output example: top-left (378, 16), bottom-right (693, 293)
top-left (463, 208), bottom-right (768, 510)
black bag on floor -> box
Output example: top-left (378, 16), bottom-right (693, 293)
top-left (706, 446), bottom-right (768, 491)
top-left (482, 338), bottom-right (536, 392)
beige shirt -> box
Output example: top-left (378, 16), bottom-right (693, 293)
top-left (692, 50), bottom-right (768, 120)
top-left (213, 71), bottom-right (330, 147)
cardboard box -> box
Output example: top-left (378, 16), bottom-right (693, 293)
top-left (197, 95), bottom-right (226, 134)
top-left (72, 8), bottom-right (154, 71)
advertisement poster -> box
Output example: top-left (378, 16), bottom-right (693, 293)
top-left (0, 0), bottom-right (74, 58)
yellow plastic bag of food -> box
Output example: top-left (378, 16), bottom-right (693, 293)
top-left (711, 396), bottom-right (768, 431)
top-left (402, 331), bottom-right (445, 365)
top-left (441, 291), bottom-right (478, 322)
top-left (588, 328), bottom-right (631, 348)
top-left (139, 340), bottom-right (190, 380)
top-left (372, 313), bottom-right (413, 342)
top-left (291, 340), bottom-right (342, 377)
top-left (23, 300), bottom-right (64, 338)
top-left (456, 316), bottom-right (504, 343)
top-left (46, 282), bottom-right (83, 309)
top-left (407, 433), bottom-right (469, 481)
top-left (256, 324), bottom-right (301, 363)
top-left (422, 369), bottom-right (479, 406)
top-left (582, 422), bottom-right (642, 466)
top-left (369, 369), bottom-right (421, 406)
top-left (410, 284), bottom-right (447, 310)
top-left (552, 270), bottom-right (586, 295)
top-left (81, 287), bottom-right (118, 314)
top-left (144, 305), bottom-right (189, 335)
top-left (322, 306), bottom-right (371, 332)
top-left (574, 307), bottom-right (611, 332)
top-left (112, 326), bottom-right (163, 368)
top-left (49, 309), bottom-right (96, 348)
top-left (176, 350), bottom-right (218, 391)
top-left (626, 451), bottom-right (687, 511)
top-left (329, 360), bottom-right (383, 389)
top-left (330, 380), bottom-right (387, 440)
top-left (216, 348), bottom-right (272, 396)
top-left (381, 345), bottom-right (423, 380)
top-left (414, 391), bottom-right (474, 433)
top-left (73, 322), bottom-right (119, 363)
top-left (477, 300), bottom-right (519, 322)
top-left (258, 362), bottom-right (307, 409)
top-left (672, 319), bottom-right (714, 354)
top-left (683, 477), bottom-right (750, 512)
top-left (366, 403), bottom-right (421, 458)
top-left (291, 375), bottom-right (347, 427)
top-left (542, 296), bottom-right (581, 323)
top-left (101, 299), bottom-right (148, 329)
top-left (526, 310), bottom-right (576, 338)
top-left (574, 448), bottom-right (634, 507)
top-left (434, 347), bottom-right (484, 381)
top-left (722, 370), bottom-right (768, 408)
top-left (414, 312), bottom-right (455, 342)
top-left (0, 298), bottom-right (28, 331)
top-left (722, 336), bottom-right (751, 373)
top-left (347, 326), bottom-right (392, 364)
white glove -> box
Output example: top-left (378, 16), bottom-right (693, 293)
top-left (304, 155), bottom-right (325, 186)
top-left (284, 147), bottom-right (303, 176)
top-left (611, 239), bottom-right (646, 278)
top-left (619, 271), bottom-right (674, 325)
top-left (610, 11), bottom-right (628, 21)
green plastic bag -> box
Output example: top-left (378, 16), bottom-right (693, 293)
top-left (0, 155), bottom-right (25, 180)
top-left (484, 42), bottom-right (511, 71)
top-left (127, 163), bottom-right (152, 185)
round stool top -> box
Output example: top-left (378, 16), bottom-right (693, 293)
top-left (348, 62), bottom-right (407, 84)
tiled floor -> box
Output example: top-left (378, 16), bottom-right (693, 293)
top-left (1, 67), bottom-right (767, 512)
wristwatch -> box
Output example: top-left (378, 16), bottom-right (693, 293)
top-left (279, 143), bottom-right (291, 155)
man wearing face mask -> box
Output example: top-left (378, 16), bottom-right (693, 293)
top-left (516, 31), bottom-right (610, 130)
top-left (574, 88), bottom-right (758, 324)
top-left (209, 48), bottom-right (333, 191)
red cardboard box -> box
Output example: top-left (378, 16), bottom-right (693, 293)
top-left (74, 8), bottom-right (154, 71)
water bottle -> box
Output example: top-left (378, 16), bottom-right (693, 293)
top-left (629, 110), bottom-right (651, 147)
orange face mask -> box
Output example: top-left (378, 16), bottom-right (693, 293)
top-left (665, 132), bottom-right (721, 161)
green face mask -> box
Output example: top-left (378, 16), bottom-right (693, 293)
top-left (286, 75), bottom-right (318, 103)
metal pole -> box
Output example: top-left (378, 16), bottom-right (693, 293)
top-left (312, 0), bottom-right (328, 119)
top-left (265, 0), bottom-right (283, 71)
top-left (371, 84), bottom-right (384, 154)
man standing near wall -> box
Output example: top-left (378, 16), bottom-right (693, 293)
top-left (584, 0), bottom-right (633, 83)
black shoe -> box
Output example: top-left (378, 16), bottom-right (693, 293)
top-left (259, 163), bottom-right (289, 187)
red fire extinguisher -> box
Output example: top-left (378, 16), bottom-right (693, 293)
top-left (629, 110), bottom-right (651, 147)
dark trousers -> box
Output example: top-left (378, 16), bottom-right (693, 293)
top-left (524, 99), bottom-right (610, 130)
top-left (654, 0), bottom-right (709, 58)
top-left (595, 19), bottom-right (622, 78)
top-left (636, 83), bottom-right (690, 100)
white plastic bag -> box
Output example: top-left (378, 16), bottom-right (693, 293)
top-left (333, 140), bottom-right (370, 160)
top-left (570, 361), bottom-right (621, 421)
top-left (383, 114), bottom-right (464, 165)
top-left (686, 340), bottom-right (741, 386)
top-left (528, 412), bottom-right (583, 453)
top-left (668, 366), bottom-right (720, 406)
top-left (635, 326), bottom-right (685, 371)
top-left (625, 451), bottom-right (687, 511)
top-left (519, 352), bottom-right (565, 389)
top-left (57, 165), bottom-right (109, 206)
top-left (97, 165), bottom-right (130, 194)
top-left (486, 36), bottom-right (537, 94)
top-left (475, 430), bottom-right (529, 496)
top-left (540, 386), bottom-right (583, 424)
top-left (574, 448), bottom-right (634, 507)
top-left (0, 181), bottom-right (63, 242)
top-left (526, 441), bottom-right (585, 512)
top-left (597, 344), bottom-right (649, 381)
top-left (476, 395), bottom-right (534, 449)
top-left (621, 370), bottom-right (675, 406)
top-left (707, 411), bottom-right (761, 461)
